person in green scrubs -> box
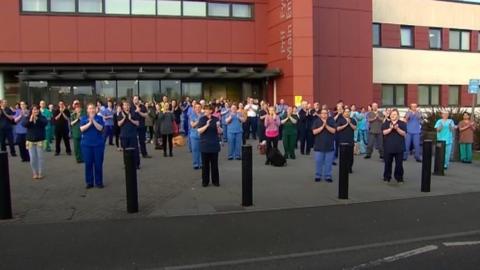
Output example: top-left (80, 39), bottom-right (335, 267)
top-left (70, 103), bottom-right (85, 163)
top-left (281, 106), bottom-right (298, 159)
top-left (40, 100), bottom-right (53, 152)
top-left (434, 111), bottom-right (456, 169)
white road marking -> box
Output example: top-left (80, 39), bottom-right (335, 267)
top-left (159, 229), bottom-right (480, 270)
top-left (347, 245), bottom-right (439, 270)
top-left (443, 241), bottom-right (480, 247)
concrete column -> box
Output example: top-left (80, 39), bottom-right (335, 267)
top-left (0, 72), bottom-right (4, 100)
top-left (0, 71), bottom-right (5, 99)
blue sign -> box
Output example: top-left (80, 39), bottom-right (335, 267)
top-left (468, 79), bottom-right (479, 94)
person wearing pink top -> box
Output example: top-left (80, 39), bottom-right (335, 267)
top-left (264, 106), bottom-right (281, 165)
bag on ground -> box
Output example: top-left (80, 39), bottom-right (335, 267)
top-left (268, 148), bottom-right (286, 167)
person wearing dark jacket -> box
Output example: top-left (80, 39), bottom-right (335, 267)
top-left (158, 103), bottom-right (175, 157)
top-left (23, 105), bottom-right (47, 179)
top-left (53, 101), bottom-right (72, 156)
top-left (336, 108), bottom-right (357, 173)
top-left (0, 99), bottom-right (16, 156)
top-left (197, 105), bottom-right (223, 187)
top-left (382, 109), bottom-right (407, 183)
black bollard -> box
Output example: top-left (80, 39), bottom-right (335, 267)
top-left (242, 145), bottom-right (253, 207)
top-left (433, 140), bottom-right (446, 176)
top-left (421, 140), bottom-right (433, 192)
top-left (0, 152), bottom-right (12, 219)
top-left (338, 143), bottom-right (351, 200)
top-left (124, 148), bottom-right (139, 213)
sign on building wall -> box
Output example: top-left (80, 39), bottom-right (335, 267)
top-left (295, 96), bottom-right (303, 107)
top-left (279, 0), bottom-right (293, 61)
top-left (468, 79), bottom-right (479, 94)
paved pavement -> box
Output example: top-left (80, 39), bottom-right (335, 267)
top-left (2, 138), bottom-right (480, 224)
top-left (1, 192), bottom-right (480, 270)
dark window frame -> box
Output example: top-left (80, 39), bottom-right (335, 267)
top-left (418, 85), bottom-right (441, 106)
top-left (449, 29), bottom-right (471, 51)
top-left (400, 25), bottom-right (415, 48)
top-left (381, 84), bottom-right (406, 107)
top-left (372, 23), bottom-right (381, 47)
top-left (429, 27), bottom-right (443, 50)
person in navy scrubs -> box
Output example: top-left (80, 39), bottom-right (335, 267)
top-left (382, 109), bottom-right (407, 183)
top-left (80, 104), bottom-right (105, 189)
top-left (118, 101), bottom-right (141, 170)
top-left (132, 96), bottom-right (152, 159)
top-left (197, 105), bottom-right (223, 187)
top-left (336, 107), bottom-right (357, 173)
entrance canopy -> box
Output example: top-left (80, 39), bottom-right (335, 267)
top-left (13, 65), bottom-right (282, 81)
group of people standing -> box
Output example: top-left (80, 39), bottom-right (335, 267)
top-left (1, 95), bottom-right (477, 189)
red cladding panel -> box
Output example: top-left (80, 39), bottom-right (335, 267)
top-left (381, 24), bottom-right (400, 48)
top-left (313, 0), bottom-right (372, 107)
top-left (105, 18), bottom-right (132, 52)
top-left (78, 17), bottom-right (105, 52)
top-left (156, 19), bottom-right (182, 53)
top-left (461, 85), bottom-right (473, 106)
top-left (407, 84), bottom-right (417, 105)
top-left (131, 18), bottom-right (156, 52)
top-left (442, 28), bottom-right (450, 50)
top-left (471, 31), bottom-right (478, 52)
top-left (20, 16), bottom-right (50, 52)
top-left (414, 26), bottom-right (429, 50)
top-left (441, 85), bottom-right (449, 106)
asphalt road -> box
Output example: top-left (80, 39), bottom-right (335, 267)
top-left (1, 192), bottom-right (480, 270)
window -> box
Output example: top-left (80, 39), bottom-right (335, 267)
top-left (117, 81), bottom-right (138, 101)
top-left (449, 30), bottom-right (470, 50)
top-left (96, 81), bottom-right (117, 102)
top-left (22, 0), bottom-right (47, 12)
top-left (418, 85), bottom-right (440, 106)
top-left (51, 0), bottom-right (75, 12)
top-left (372, 23), bottom-right (381, 46)
top-left (400, 26), bottom-right (414, 47)
top-left (161, 80), bottom-right (181, 100)
top-left (105, 0), bottom-right (130, 14)
top-left (132, 0), bottom-right (156, 15)
top-left (382, 85), bottom-right (405, 106)
top-left (157, 0), bottom-right (181, 16)
top-left (232, 4), bottom-right (252, 18)
top-left (183, 1), bottom-right (207, 17)
top-left (208, 3), bottom-right (230, 17)
top-left (429, 28), bottom-right (442, 49)
top-left (139, 80), bottom-right (160, 102)
top-left (79, 0), bottom-right (103, 13)
top-left (182, 82), bottom-right (202, 100)
top-left (448, 86), bottom-right (460, 105)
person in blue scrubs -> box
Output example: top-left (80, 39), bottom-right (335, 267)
top-left (220, 102), bottom-right (230, 143)
top-left (118, 102), bottom-right (141, 170)
top-left (404, 103), bottom-right (422, 162)
top-left (189, 103), bottom-right (203, 170)
top-left (80, 104), bottom-right (105, 189)
top-left (434, 111), bottom-right (456, 169)
top-left (226, 104), bottom-right (245, 160)
top-left (101, 100), bottom-right (115, 146)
